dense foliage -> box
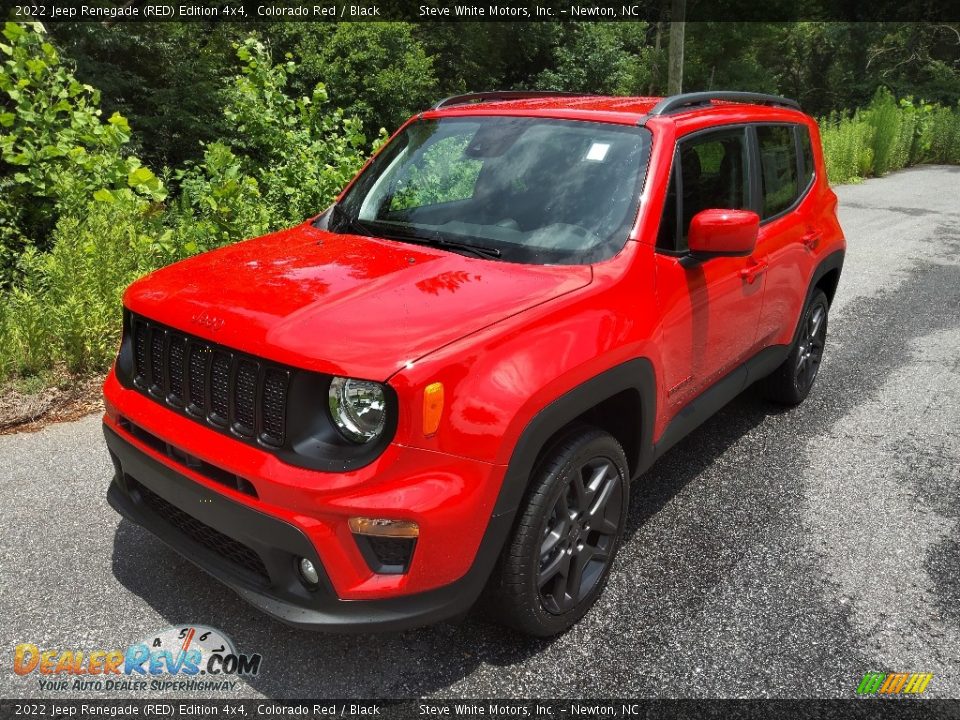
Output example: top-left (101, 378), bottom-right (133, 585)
top-left (0, 23), bottom-right (373, 379)
top-left (819, 88), bottom-right (960, 183)
top-left (0, 19), bottom-right (959, 385)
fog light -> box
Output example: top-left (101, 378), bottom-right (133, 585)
top-left (298, 557), bottom-right (320, 586)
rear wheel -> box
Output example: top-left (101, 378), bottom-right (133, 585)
top-left (763, 289), bottom-right (829, 405)
top-left (487, 427), bottom-right (629, 636)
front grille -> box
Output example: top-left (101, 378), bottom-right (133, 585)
top-left (149, 329), bottom-right (165, 392)
top-left (130, 477), bottom-right (269, 584)
top-left (234, 361), bottom-right (258, 435)
top-left (134, 322), bottom-right (149, 382)
top-left (167, 337), bottom-right (185, 403)
top-left (129, 314), bottom-right (289, 446)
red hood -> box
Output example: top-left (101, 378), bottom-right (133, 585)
top-left (124, 223), bottom-right (593, 380)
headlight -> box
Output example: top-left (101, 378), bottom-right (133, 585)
top-left (328, 376), bottom-right (387, 444)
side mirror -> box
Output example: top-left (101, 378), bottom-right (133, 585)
top-left (687, 209), bottom-right (759, 258)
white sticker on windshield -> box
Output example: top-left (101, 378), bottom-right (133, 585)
top-left (585, 142), bottom-right (611, 162)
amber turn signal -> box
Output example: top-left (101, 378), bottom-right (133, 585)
top-left (423, 381), bottom-right (444, 436)
top-left (348, 517), bottom-right (420, 538)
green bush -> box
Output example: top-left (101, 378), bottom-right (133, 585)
top-left (0, 194), bottom-right (173, 377)
top-left (278, 23), bottom-right (438, 137)
top-left (819, 110), bottom-right (873, 184)
top-left (0, 22), bottom-right (163, 286)
top-left (819, 90), bottom-right (960, 183)
top-left (918, 103), bottom-right (960, 164)
top-left (173, 142), bottom-right (271, 250)
top-left (0, 27), bottom-right (378, 384)
top-left (219, 38), bottom-right (377, 228)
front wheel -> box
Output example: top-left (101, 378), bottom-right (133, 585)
top-left (762, 289), bottom-right (830, 405)
top-left (487, 427), bottom-right (629, 636)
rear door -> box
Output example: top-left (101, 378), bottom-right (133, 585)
top-left (752, 124), bottom-right (818, 346)
top-left (654, 126), bottom-right (765, 411)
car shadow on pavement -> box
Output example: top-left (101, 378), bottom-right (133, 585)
top-left (625, 386), bottom-right (783, 538)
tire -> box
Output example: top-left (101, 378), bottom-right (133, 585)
top-left (487, 426), bottom-right (630, 637)
top-left (762, 289), bottom-right (830, 405)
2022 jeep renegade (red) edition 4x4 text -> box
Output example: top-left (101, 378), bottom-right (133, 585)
top-left (103, 91), bottom-right (844, 636)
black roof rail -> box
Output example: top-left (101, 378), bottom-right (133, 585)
top-left (432, 90), bottom-right (593, 110)
top-left (648, 91), bottom-right (802, 116)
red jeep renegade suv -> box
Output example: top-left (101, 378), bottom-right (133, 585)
top-left (103, 91), bottom-right (844, 636)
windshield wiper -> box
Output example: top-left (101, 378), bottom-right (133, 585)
top-left (331, 205), bottom-right (502, 260)
top-left (418, 236), bottom-right (502, 260)
top-left (366, 222), bottom-right (503, 260)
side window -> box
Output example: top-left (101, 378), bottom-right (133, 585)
top-left (656, 127), bottom-right (749, 253)
top-left (799, 125), bottom-right (815, 187)
top-left (757, 125), bottom-right (800, 218)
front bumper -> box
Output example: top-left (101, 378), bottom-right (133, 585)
top-left (105, 424), bottom-right (514, 631)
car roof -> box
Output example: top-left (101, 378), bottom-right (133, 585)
top-left (423, 93), bottom-right (809, 128)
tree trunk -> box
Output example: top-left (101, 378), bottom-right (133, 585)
top-left (667, 0), bottom-right (686, 95)
top-left (649, 22), bottom-right (662, 95)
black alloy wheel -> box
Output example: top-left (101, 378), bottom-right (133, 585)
top-left (537, 456), bottom-right (623, 614)
top-left (487, 426), bottom-right (629, 636)
top-left (795, 299), bottom-right (827, 394)
top-left (762, 288), bottom-right (830, 405)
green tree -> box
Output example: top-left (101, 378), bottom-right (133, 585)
top-left (196, 37), bottom-right (376, 227)
top-left (536, 24), bottom-right (652, 95)
top-left (418, 22), bottom-right (559, 95)
top-left (48, 22), bottom-right (246, 168)
top-left (0, 21), bottom-right (162, 285)
top-left (271, 22), bottom-right (438, 135)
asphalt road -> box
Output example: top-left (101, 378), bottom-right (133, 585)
top-left (2, 166), bottom-right (959, 700)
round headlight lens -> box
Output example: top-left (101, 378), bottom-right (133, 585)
top-left (328, 376), bottom-right (387, 444)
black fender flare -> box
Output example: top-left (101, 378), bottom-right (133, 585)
top-left (451, 358), bottom-right (658, 607)
top-left (791, 249), bottom-right (845, 345)
top-left (493, 357), bottom-right (657, 517)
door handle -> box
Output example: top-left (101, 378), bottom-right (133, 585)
top-left (802, 231), bottom-right (821, 250)
top-left (740, 258), bottom-right (768, 284)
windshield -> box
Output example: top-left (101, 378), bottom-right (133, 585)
top-left (330, 116), bottom-right (651, 264)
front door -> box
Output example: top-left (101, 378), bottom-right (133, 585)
top-left (654, 126), bottom-right (765, 412)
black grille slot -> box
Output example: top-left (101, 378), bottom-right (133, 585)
top-left (126, 314), bottom-right (292, 449)
top-left (133, 321), bottom-right (148, 384)
top-left (167, 336), bottom-right (186, 404)
top-left (130, 478), bottom-right (269, 584)
top-left (261, 369), bottom-right (288, 445)
top-left (187, 343), bottom-right (207, 415)
top-left (118, 416), bottom-right (258, 499)
top-left (149, 328), bottom-right (166, 393)
top-left (233, 361), bottom-right (258, 436)
top-left (209, 352), bottom-right (231, 425)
